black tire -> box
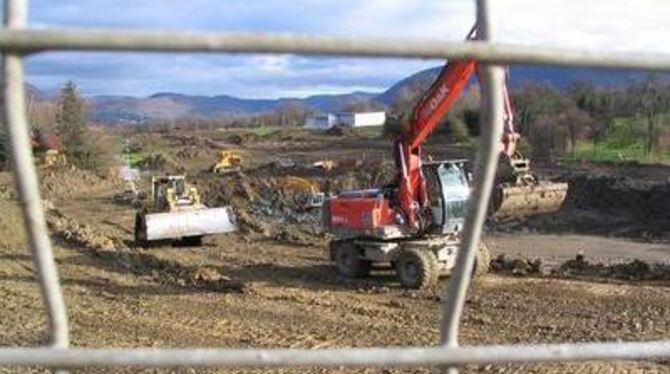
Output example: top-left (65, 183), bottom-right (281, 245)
top-left (331, 240), bottom-right (371, 278)
top-left (395, 248), bottom-right (439, 289)
top-left (473, 243), bottom-right (491, 277)
top-left (134, 212), bottom-right (148, 248)
top-left (181, 236), bottom-right (203, 247)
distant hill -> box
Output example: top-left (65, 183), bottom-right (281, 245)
top-left (376, 65), bottom-right (666, 106)
top-left (88, 91), bottom-right (378, 124)
top-left (39, 64), bottom-right (668, 124)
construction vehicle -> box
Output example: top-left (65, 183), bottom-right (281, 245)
top-left (211, 150), bottom-right (242, 174)
top-left (323, 24), bottom-right (568, 289)
top-left (42, 149), bottom-right (67, 168)
top-left (114, 180), bottom-right (143, 207)
top-left (277, 176), bottom-right (325, 210)
top-left (31, 132), bottom-right (67, 168)
top-left (134, 175), bottom-right (236, 247)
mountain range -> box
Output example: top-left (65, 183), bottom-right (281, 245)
top-left (48, 65), bottom-right (666, 124)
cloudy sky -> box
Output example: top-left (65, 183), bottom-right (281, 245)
top-left (21, 0), bottom-right (670, 98)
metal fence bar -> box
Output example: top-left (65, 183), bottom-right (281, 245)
top-left (1, 341), bottom-right (670, 368)
top-left (2, 0), bottom-right (670, 371)
top-left (439, 1), bottom-right (503, 372)
top-left (0, 29), bottom-right (670, 71)
top-left (1, 0), bottom-right (70, 351)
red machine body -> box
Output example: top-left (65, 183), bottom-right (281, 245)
top-left (327, 195), bottom-right (395, 230)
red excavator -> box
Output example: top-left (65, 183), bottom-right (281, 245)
top-left (323, 25), bottom-right (568, 289)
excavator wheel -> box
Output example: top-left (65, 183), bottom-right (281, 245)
top-left (331, 240), bottom-right (371, 278)
top-left (394, 248), bottom-right (439, 289)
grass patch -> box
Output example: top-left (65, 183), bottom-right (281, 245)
top-left (565, 116), bottom-right (669, 163)
top-left (123, 152), bottom-right (149, 168)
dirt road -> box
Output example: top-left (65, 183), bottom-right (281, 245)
top-left (489, 233), bottom-right (670, 265)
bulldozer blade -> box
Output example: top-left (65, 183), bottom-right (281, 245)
top-left (491, 181), bottom-right (568, 220)
top-left (139, 206), bottom-right (236, 242)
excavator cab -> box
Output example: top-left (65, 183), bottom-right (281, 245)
top-left (423, 160), bottom-right (470, 235)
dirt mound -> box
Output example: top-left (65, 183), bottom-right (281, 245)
top-left (40, 167), bottom-right (120, 199)
top-left (226, 132), bottom-right (259, 145)
top-left (112, 252), bottom-right (246, 293)
top-left (566, 175), bottom-right (670, 238)
top-left (47, 208), bottom-right (128, 252)
top-left (174, 146), bottom-right (207, 161)
top-left (328, 160), bottom-right (395, 192)
top-left (194, 159), bottom-right (397, 246)
top-left (47, 208), bottom-right (246, 293)
top-left (325, 125), bottom-right (353, 136)
top-left (566, 175), bottom-right (668, 215)
top-left (490, 254), bottom-right (542, 276)
top-left (493, 174), bottom-right (670, 241)
top-left (197, 172), bottom-right (323, 245)
top-left (556, 254), bottom-right (670, 281)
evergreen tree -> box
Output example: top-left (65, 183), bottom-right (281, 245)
top-left (55, 81), bottom-right (88, 165)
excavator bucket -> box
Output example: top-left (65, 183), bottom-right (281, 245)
top-left (135, 206), bottom-right (236, 245)
top-left (491, 180), bottom-right (568, 220)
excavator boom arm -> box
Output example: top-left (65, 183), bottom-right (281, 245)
top-left (394, 24), bottom-right (527, 229)
top-left (408, 60), bottom-right (477, 151)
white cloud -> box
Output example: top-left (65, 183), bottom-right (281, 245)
top-left (250, 56), bottom-right (291, 74)
top-left (492, 0), bottom-right (670, 53)
top-left (22, 0), bottom-right (670, 97)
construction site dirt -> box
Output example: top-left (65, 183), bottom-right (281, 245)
top-left (0, 128), bottom-right (669, 373)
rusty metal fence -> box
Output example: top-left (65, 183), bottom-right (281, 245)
top-left (1, 0), bottom-right (670, 372)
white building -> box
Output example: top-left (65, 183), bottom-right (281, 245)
top-left (336, 112), bottom-right (386, 128)
top-left (304, 111), bottom-right (386, 129)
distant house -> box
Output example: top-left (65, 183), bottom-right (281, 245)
top-left (304, 111), bottom-right (386, 130)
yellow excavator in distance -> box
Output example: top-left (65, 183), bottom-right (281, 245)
top-left (277, 176), bottom-right (325, 211)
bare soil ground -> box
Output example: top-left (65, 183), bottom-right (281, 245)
top-left (1, 128), bottom-right (669, 373)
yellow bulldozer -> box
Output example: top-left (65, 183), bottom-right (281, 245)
top-left (134, 175), bottom-right (236, 247)
top-left (211, 150), bottom-right (242, 174)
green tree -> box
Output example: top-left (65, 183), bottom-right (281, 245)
top-left (55, 81), bottom-right (89, 166)
top-left (626, 75), bottom-right (670, 158)
top-left (569, 81), bottom-right (617, 151)
top-left (513, 82), bottom-right (572, 158)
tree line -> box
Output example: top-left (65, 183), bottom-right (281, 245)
top-left (2, 75), bottom-right (667, 172)
top-left (385, 75), bottom-right (670, 160)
